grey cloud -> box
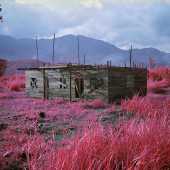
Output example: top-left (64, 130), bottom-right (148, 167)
top-left (152, 4), bottom-right (170, 37)
top-left (1, 1), bottom-right (170, 52)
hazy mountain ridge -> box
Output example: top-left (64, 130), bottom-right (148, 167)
top-left (4, 59), bottom-right (45, 75)
top-left (0, 34), bottom-right (170, 65)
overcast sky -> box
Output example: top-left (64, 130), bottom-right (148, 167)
top-left (1, 0), bottom-right (170, 52)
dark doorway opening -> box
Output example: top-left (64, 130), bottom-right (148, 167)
top-left (75, 78), bottom-right (84, 98)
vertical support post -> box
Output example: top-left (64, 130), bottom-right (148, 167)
top-left (43, 69), bottom-right (46, 100)
top-left (35, 36), bottom-right (39, 67)
top-left (69, 70), bottom-right (72, 102)
top-left (133, 61), bottom-right (135, 68)
top-left (43, 68), bottom-right (48, 100)
top-left (52, 33), bottom-right (56, 65)
top-left (107, 60), bottom-right (109, 68)
top-left (129, 45), bottom-right (133, 68)
top-left (77, 36), bottom-right (80, 65)
top-left (109, 60), bottom-right (112, 67)
top-left (83, 54), bottom-right (86, 65)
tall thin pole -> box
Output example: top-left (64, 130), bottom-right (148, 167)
top-left (52, 33), bottom-right (56, 65)
top-left (83, 54), bottom-right (86, 65)
top-left (35, 36), bottom-right (39, 67)
top-left (129, 44), bottom-right (133, 68)
top-left (69, 70), bottom-right (72, 102)
top-left (72, 38), bottom-right (75, 64)
top-left (77, 36), bottom-right (80, 65)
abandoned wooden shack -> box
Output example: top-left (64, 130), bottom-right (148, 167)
top-left (20, 64), bottom-right (147, 103)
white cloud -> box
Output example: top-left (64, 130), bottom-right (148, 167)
top-left (1, 0), bottom-right (170, 52)
top-left (15, 0), bottom-right (79, 11)
top-left (80, 0), bottom-right (103, 9)
top-left (16, 0), bottom-right (46, 5)
top-left (104, 0), bottom-right (170, 5)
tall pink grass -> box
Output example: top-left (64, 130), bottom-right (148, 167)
top-left (24, 116), bottom-right (170, 170)
top-left (121, 95), bottom-right (170, 119)
top-left (1, 68), bottom-right (170, 170)
top-left (0, 74), bottom-right (25, 91)
top-left (148, 67), bottom-right (170, 93)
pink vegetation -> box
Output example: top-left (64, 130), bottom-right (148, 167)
top-left (149, 67), bottom-right (170, 81)
top-left (0, 68), bottom-right (170, 170)
top-left (121, 95), bottom-right (170, 118)
top-left (148, 67), bottom-right (170, 93)
top-left (83, 99), bottom-right (106, 109)
top-left (0, 74), bottom-right (25, 91)
top-left (24, 116), bottom-right (170, 170)
top-left (9, 94), bottom-right (168, 170)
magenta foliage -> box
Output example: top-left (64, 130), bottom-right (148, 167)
top-left (24, 116), bottom-right (170, 170)
top-left (149, 67), bottom-right (170, 81)
top-left (0, 74), bottom-right (25, 91)
top-left (121, 95), bottom-right (170, 119)
top-left (83, 99), bottom-right (107, 109)
top-left (1, 69), bottom-right (170, 170)
top-left (148, 67), bottom-right (170, 93)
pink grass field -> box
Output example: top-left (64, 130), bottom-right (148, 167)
top-left (0, 67), bottom-right (170, 170)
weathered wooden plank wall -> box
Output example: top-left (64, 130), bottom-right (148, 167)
top-left (25, 67), bottom-right (147, 103)
top-left (108, 68), bottom-right (147, 103)
top-left (46, 70), bottom-right (70, 99)
top-left (26, 70), bottom-right (44, 98)
top-left (83, 69), bottom-right (108, 102)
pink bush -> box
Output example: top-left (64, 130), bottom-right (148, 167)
top-left (121, 95), bottom-right (170, 119)
top-left (0, 74), bottom-right (25, 91)
top-left (148, 79), bottom-right (170, 90)
top-left (149, 67), bottom-right (170, 81)
top-left (24, 117), bottom-right (170, 170)
top-left (84, 99), bottom-right (106, 109)
top-left (148, 67), bottom-right (170, 94)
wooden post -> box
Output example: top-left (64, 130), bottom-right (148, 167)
top-left (133, 61), bottom-right (135, 68)
top-left (129, 45), bottom-right (133, 68)
top-left (83, 54), bottom-right (86, 65)
top-left (69, 70), bottom-right (72, 102)
top-left (109, 60), bottom-right (112, 67)
top-left (107, 61), bottom-right (109, 68)
top-left (43, 69), bottom-right (46, 100)
top-left (35, 36), bottom-right (39, 67)
top-left (52, 33), bottom-right (56, 64)
top-left (77, 36), bottom-right (80, 65)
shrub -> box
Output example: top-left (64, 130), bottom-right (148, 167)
top-left (83, 99), bottom-right (106, 109)
top-left (149, 67), bottom-right (170, 81)
top-left (0, 74), bottom-right (25, 91)
top-left (26, 117), bottom-right (170, 170)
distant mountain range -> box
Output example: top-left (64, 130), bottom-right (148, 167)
top-left (0, 34), bottom-right (170, 66)
top-left (4, 59), bottom-right (45, 75)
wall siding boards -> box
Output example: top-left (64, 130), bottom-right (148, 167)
top-left (25, 66), bottom-right (147, 103)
